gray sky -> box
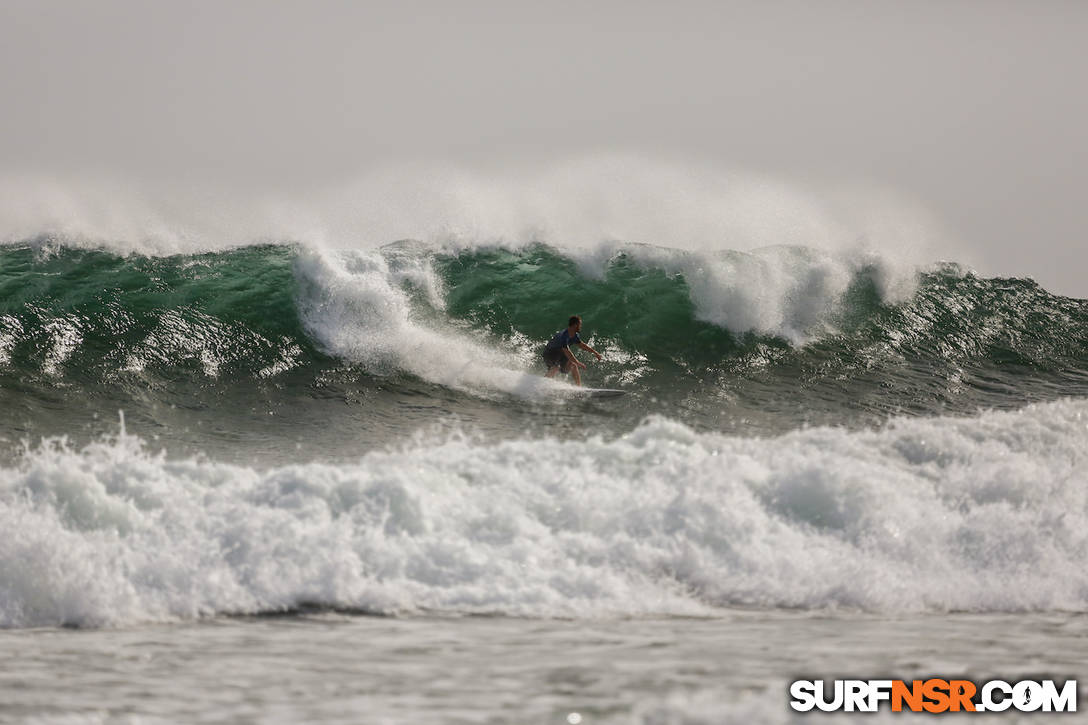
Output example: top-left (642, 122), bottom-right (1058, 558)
top-left (1, 1), bottom-right (1085, 295)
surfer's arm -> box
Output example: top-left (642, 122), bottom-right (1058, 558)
top-left (562, 346), bottom-right (586, 369)
top-left (577, 341), bottom-right (603, 361)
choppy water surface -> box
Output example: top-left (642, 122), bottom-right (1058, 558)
top-left (2, 612), bottom-right (1084, 724)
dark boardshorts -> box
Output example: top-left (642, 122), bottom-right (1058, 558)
top-left (542, 346), bottom-right (571, 372)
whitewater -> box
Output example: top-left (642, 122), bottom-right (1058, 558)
top-left (3, 399), bottom-right (1088, 631)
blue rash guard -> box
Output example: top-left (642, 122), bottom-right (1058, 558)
top-left (542, 329), bottom-right (582, 369)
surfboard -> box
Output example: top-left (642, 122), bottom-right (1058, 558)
top-left (580, 388), bottom-right (626, 399)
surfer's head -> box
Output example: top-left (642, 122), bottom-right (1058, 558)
top-left (568, 315), bottom-right (582, 332)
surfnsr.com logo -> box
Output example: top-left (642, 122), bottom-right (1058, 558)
top-left (790, 679), bottom-right (1077, 713)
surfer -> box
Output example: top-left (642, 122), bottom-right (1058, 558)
top-left (543, 315), bottom-right (602, 386)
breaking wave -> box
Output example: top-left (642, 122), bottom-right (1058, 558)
top-left (2, 399), bottom-right (1088, 628)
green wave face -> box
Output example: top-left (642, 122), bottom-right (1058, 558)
top-left (3, 240), bottom-right (1088, 454)
top-left (434, 244), bottom-right (1088, 386)
top-left (0, 243), bottom-right (318, 383)
top-left (435, 245), bottom-right (741, 369)
top-left (430, 244), bottom-right (1088, 432)
top-left (0, 243), bottom-right (340, 458)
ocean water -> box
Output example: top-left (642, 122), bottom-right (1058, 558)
top-left (2, 235), bottom-right (1088, 722)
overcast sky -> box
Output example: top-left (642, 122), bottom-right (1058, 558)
top-left (1, 1), bottom-right (1085, 295)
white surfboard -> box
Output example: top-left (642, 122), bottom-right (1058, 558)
top-left (579, 387), bottom-right (626, 399)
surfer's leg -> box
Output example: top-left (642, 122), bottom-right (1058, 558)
top-left (545, 365), bottom-right (558, 378)
top-left (571, 364), bottom-right (582, 386)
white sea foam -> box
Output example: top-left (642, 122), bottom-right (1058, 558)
top-left (575, 241), bottom-right (918, 344)
top-left (2, 399), bottom-right (1087, 629)
top-left (291, 245), bottom-right (570, 399)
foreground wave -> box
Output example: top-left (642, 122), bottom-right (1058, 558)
top-left (3, 399), bottom-right (1087, 628)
